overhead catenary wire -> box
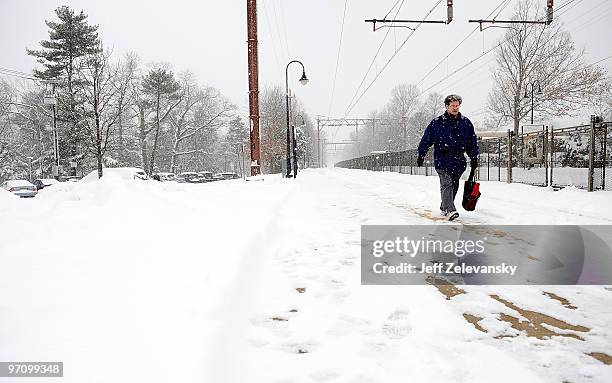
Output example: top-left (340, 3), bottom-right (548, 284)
top-left (277, 0), bottom-right (292, 60)
top-left (260, 0), bottom-right (284, 70)
top-left (384, 0), bottom-right (403, 20)
top-left (415, 0), bottom-right (518, 88)
top-left (270, 0), bottom-right (289, 62)
top-left (344, 0), bottom-right (444, 117)
top-left (329, 0), bottom-right (350, 142)
top-left (328, 0), bottom-right (349, 117)
top-left (343, 0), bottom-right (407, 118)
top-left (492, 0), bottom-right (512, 20)
top-left (569, 1), bottom-right (612, 33)
top-left (416, 0), bottom-right (588, 97)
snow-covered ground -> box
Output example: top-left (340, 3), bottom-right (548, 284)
top-left (1, 168), bottom-right (611, 382)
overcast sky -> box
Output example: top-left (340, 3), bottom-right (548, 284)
top-left (1, 0), bottom-right (611, 146)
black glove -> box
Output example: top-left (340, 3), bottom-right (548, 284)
top-left (470, 158), bottom-right (478, 168)
top-left (417, 156), bottom-right (424, 167)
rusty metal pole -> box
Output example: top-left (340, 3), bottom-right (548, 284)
top-left (247, 0), bottom-right (261, 176)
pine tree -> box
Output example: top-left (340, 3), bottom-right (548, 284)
top-left (226, 116), bottom-right (249, 150)
top-left (27, 6), bottom-right (100, 175)
top-left (141, 68), bottom-right (182, 175)
top-left (27, 6), bottom-right (99, 81)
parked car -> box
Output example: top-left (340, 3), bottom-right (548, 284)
top-left (2, 180), bottom-right (38, 198)
top-left (62, 176), bottom-right (81, 182)
top-left (32, 178), bottom-right (60, 190)
top-left (153, 172), bottom-right (176, 182)
top-left (214, 172), bottom-right (240, 180)
top-left (198, 171), bottom-right (215, 182)
top-left (177, 172), bottom-right (208, 183)
top-left (80, 167), bottom-right (149, 182)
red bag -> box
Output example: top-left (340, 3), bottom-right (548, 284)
top-left (462, 168), bottom-right (481, 211)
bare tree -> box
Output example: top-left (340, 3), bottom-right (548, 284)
top-left (260, 86), bottom-right (287, 173)
top-left (384, 84), bottom-right (420, 150)
top-left (168, 73), bottom-right (235, 173)
top-left (487, 0), bottom-right (609, 134)
top-left (112, 52), bottom-right (139, 164)
top-left (141, 67), bottom-right (182, 175)
top-left (75, 47), bottom-right (126, 178)
top-left (590, 89), bottom-right (612, 121)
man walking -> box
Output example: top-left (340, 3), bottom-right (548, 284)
top-left (417, 94), bottom-right (478, 221)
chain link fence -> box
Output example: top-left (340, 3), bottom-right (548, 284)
top-left (336, 118), bottom-right (611, 191)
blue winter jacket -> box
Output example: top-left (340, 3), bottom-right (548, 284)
top-left (418, 112), bottom-right (478, 176)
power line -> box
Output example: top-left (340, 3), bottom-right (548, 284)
top-left (270, 0), bottom-right (289, 61)
top-left (556, 0), bottom-right (583, 13)
top-left (329, 0), bottom-right (350, 142)
top-left (384, 0), bottom-right (403, 20)
top-left (416, 0), bottom-right (585, 97)
top-left (277, 0), bottom-right (292, 59)
top-left (344, 0), bottom-right (444, 117)
top-left (569, 1), bottom-right (612, 33)
top-left (415, 0), bottom-right (510, 87)
top-left (343, 0), bottom-right (407, 117)
top-left (492, 0), bottom-right (512, 20)
top-left (417, 0), bottom-right (600, 122)
top-left (328, 0), bottom-right (349, 117)
top-left (0, 66), bottom-right (34, 77)
top-left (0, 67), bottom-right (40, 82)
top-left (260, 0), bottom-right (283, 70)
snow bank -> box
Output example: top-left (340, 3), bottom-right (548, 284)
top-left (80, 167), bottom-right (147, 182)
top-left (1, 168), bottom-right (611, 383)
top-left (0, 187), bottom-right (18, 208)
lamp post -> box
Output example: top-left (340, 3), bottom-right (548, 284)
top-left (523, 80), bottom-right (542, 125)
top-left (43, 81), bottom-right (60, 180)
top-left (285, 60), bottom-right (308, 178)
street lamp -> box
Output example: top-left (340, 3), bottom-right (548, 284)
top-left (523, 80), bottom-right (542, 125)
top-left (285, 60), bottom-right (308, 178)
top-left (43, 80), bottom-right (60, 180)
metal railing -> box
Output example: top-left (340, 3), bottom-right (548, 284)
top-left (335, 118), bottom-right (610, 191)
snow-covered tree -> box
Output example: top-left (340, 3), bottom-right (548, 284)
top-left (27, 6), bottom-right (101, 174)
top-left (141, 67), bottom-right (181, 175)
top-left (487, 0), bottom-right (610, 135)
top-left (74, 46), bottom-right (127, 178)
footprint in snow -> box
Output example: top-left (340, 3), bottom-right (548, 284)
top-left (309, 370), bottom-right (341, 382)
top-left (382, 310), bottom-right (412, 340)
top-left (279, 340), bottom-right (318, 354)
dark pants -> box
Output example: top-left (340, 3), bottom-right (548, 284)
top-left (437, 169), bottom-right (460, 212)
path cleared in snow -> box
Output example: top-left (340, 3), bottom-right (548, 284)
top-left (1, 168), bottom-right (611, 383)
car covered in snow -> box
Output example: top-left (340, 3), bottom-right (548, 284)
top-left (214, 172), bottom-right (240, 181)
top-left (32, 178), bottom-right (60, 190)
top-left (198, 171), bottom-right (215, 182)
top-left (80, 167), bottom-right (149, 182)
top-left (177, 172), bottom-right (207, 183)
top-left (2, 180), bottom-right (38, 198)
top-left (61, 176), bottom-right (81, 182)
top-left (153, 172), bottom-right (176, 182)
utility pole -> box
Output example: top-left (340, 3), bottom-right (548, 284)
top-left (317, 117), bottom-right (321, 167)
top-left (403, 115), bottom-right (410, 150)
top-left (247, 0), bottom-right (261, 176)
top-left (372, 117), bottom-right (376, 150)
top-left (44, 81), bottom-right (60, 180)
top-left (355, 120), bottom-right (359, 157)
